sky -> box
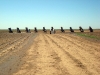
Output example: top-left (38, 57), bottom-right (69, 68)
top-left (0, 0), bottom-right (100, 29)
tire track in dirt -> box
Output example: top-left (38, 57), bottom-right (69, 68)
top-left (0, 33), bottom-right (30, 51)
top-left (0, 33), bottom-right (29, 50)
top-left (52, 34), bottom-right (100, 74)
top-left (0, 34), bottom-right (30, 64)
top-left (49, 34), bottom-right (100, 74)
top-left (54, 33), bottom-right (100, 60)
top-left (0, 33), bottom-right (37, 75)
top-left (13, 34), bottom-right (39, 75)
top-left (60, 33), bottom-right (100, 62)
top-left (54, 34), bottom-right (99, 58)
top-left (0, 35), bottom-right (26, 51)
top-left (57, 33), bottom-right (100, 56)
top-left (13, 34), bottom-right (70, 75)
top-left (43, 35), bottom-right (71, 75)
top-left (45, 34), bottom-right (94, 75)
top-left (1, 33), bottom-right (99, 75)
top-left (1, 36), bottom-right (25, 47)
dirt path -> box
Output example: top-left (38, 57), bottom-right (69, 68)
top-left (0, 33), bottom-right (100, 75)
top-left (13, 34), bottom-right (69, 75)
top-left (0, 33), bottom-right (37, 75)
top-left (45, 34), bottom-right (100, 75)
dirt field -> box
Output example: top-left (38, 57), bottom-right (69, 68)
top-left (0, 30), bottom-right (100, 75)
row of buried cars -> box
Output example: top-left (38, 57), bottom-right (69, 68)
top-left (8, 26), bottom-right (93, 34)
top-left (8, 27), bottom-right (38, 33)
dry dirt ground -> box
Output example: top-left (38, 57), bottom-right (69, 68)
top-left (0, 30), bottom-right (100, 75)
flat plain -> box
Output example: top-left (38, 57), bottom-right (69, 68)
top-left (0, 29), bottom-right (100, 75)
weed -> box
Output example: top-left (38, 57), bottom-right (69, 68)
top-left (76, 33), bottom-right (100, 40)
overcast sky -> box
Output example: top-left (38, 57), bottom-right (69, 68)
top-left (0, 0), bottom-right (100, 29)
